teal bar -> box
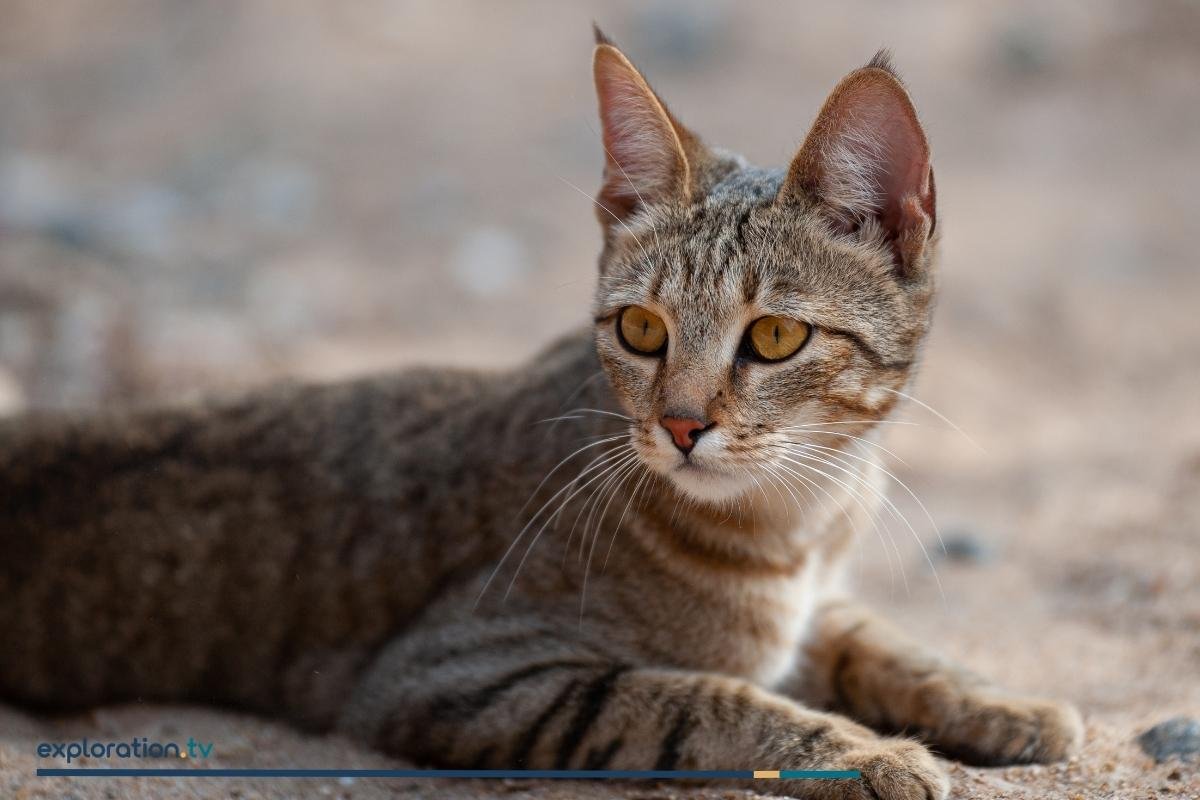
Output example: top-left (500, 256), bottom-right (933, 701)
top-left (779, 770), bottom-right (861, 779)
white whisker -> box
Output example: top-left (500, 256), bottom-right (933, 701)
top-left (880, 386), bottom-right (986, 454)
top-left (562, 407), bottom-right (633, 421)
top-left (582, 117), bottom-right (667, 257)
top-left (785, 442), bottom-right (943, 594)
top-left (512, 434), bottom-right (628, 522)
top-left (556, 174), bottom-right (659, 278)
top-left (772, 451), bottom-right (907, 594)
top-left (783, 420), bottom-right (924, 430)
top-left (779, 427), bottom-right (910, 467)
top-left (774, 454), bottom-right (897, 592)
top-left (580, 460), bottom-right (645, 623)
top-left (504, 446), bottom-right (640, 600)
top-left (575, 452), bottom-right (640, 563)
top-left (603, 467), bottom-right (652, 570)
top-left (778, 445), bottom-right (944, 604)
top-left (564, 450), bottom-right (641, 565)
top-left (800, 440), bottom-right (945, 558)
top-left (475, 443), bottom-right (630, 607)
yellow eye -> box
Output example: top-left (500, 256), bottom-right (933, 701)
top-left (747, 316), bottom-right (811, 362)
top-left (618, 306), bottom-right (668, 354)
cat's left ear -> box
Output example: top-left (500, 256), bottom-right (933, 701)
top-left (779, 51), bottom-right (936, 279)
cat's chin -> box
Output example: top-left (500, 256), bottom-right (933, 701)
top-left (665, 462), bottom-right (752, 504)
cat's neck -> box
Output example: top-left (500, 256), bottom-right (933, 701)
top-left (629, 471), bottom-right (857, 576)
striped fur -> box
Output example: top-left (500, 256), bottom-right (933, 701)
top-left (0, 35), bottom-right (1081, 800)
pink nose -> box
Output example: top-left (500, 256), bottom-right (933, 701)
top-left (660, 416), bottom-right (708, 454)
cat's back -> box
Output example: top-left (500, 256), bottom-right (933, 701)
top-left (0, 327), bottom-right (597, 500)
top-left (0, 328), bottom-right (610, 718)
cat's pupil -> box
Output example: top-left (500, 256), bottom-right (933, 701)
top-left (773, 324), bottom-right (780, 343)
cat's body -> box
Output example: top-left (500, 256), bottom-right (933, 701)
top-left (0, 331), bottom-right (613, 724)
top-left (0, 33), bottom-right (1083, 800)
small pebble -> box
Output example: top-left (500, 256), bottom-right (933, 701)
top-left (1138, 717), bottom-right (1200, 763)
top-left (936, 528), bottom-right (995, 564)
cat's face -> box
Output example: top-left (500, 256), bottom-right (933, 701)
top-left (589, 39), bottom-right (937, 504)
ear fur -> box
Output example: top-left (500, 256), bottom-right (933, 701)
top-left (779, 50), bottom-right (936, 276)
top-left (591, 27), bottom-right (696, 228)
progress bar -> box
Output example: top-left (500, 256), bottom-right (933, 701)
top-left (38, 768), bottom-right (861, 780)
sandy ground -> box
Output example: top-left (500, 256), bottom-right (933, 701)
top-left (1, 1), bottom-right (1199, 798)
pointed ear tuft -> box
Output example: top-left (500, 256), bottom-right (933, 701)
top-left (592, 22), bottom-right (614, 47)
top-left (865, 48), bottom-right (898, 77)
top-left (779, 55), bottom-right (936, 277)
top-left (592, 40), bottom-right (691, 229)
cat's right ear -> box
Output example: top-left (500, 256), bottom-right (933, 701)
top-left (592, 28), bottom-right (692, 228)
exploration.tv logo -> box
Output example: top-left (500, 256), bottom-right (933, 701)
top-left (37, 737), bottom-right (215, 763)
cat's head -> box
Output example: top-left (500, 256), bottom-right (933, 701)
top-left (590, 31), bottom-right (938, 504)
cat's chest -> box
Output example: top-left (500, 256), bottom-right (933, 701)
top-left (665, 559), bottom-right (826, 690)
top-left (728, 569), bottom-right (823, 688)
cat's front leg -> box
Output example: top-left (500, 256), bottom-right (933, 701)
top-left (339, 621), bottom-right (948, 799)
top-left (795, 599), bottom-right (1083, 766)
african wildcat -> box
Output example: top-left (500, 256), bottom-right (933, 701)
top-left (0, 30), bottom-right (1081, 799)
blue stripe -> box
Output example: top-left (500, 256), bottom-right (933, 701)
top-left (37, 768), bottom-right (861, 780)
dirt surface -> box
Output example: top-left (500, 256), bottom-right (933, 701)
top-left (1, 1), bottom-right (1199, 798)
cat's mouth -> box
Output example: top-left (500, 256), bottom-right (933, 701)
top-left (672, 454), bottom-right (744, 482)
top-left (666, 459), bottom-right (749, 502)
top-left (631, 422), bottom-right (756, 502)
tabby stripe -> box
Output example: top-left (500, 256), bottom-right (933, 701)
top-left (409, 628), bottom-right (549, 670)
top-left (741, 263), bottom-right (760, 305)
top-left (654, 699), bottom-right (693, 770)
top-left (680, 248), bottom-right (695, 283)
top-left (827, 329), bottom-right (912, 371)
top-left (583, 736), bottom-right (625, 769)
top-left (509, 676), bottom-right (585, 766)
top-left (469, 746), bottom-right (496, 769)
top-left (427, 659), bottom-right (595, 723)
top-left (553, 665), bottom-right (630, 768)
top-left (734, 207), bottom-right (753, 250)
top-left (647, 264), bottom-right (666, 303)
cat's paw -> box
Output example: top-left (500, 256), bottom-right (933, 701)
top-left (833, 738), bottom-right (949, 800)
top-left (937, 693), bottom-right (1083, 766)
top-left (780, 737), bottom-right (948, 800)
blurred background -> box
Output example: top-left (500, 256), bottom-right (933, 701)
top-left (2, 0), bottom-right (1197, 413)
top-left (0, 1), bottom-right (1198, 793)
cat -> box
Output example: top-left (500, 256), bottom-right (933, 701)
top-left (0, 29), bottom-right (1082, 800)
